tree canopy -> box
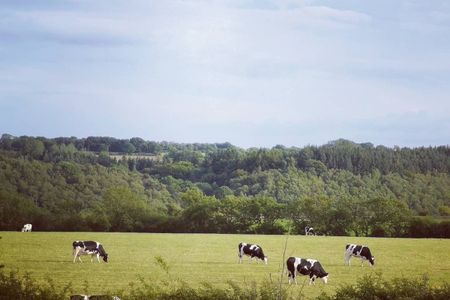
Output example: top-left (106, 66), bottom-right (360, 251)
top-left (1, 134), bottom-right (449, 237)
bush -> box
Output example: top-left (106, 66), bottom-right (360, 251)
top-left (1, 269), bottom-right (449, 300)
top-left (407, 217), bottom-right (450, 238)
top-left (0, 271), bottom-right (71, 300)
top-left (438, 206), bottom-right (450, 216)
top-left (320, 273), bottom-right (450, 300)
top-left (123, 277), bottom-right (291, 300)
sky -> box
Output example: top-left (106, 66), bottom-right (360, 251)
top-left (1, 0), bottom-right (449, 149)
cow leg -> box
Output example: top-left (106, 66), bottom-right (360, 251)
top-left (287, 263), bottom-right (296, 285)
top-left (287, 272), bottom-right (297, 285)
top-left (345, 255), bottom-right (351, 266)
top-left (73, 249), bottom-right (80, 263)
top-left (288, 273), bottom-right (297, 285)
top-left (77, 253), bottom-right (83, 263)
top-left (238, 248), bottom-right (244, 264)
top-left (96, 253), bottom-right (100, 263)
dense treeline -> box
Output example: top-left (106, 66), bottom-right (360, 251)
top-left (1, 134), bottom-right (449, 237)
top-left (1, 134), bottom-right (449, 175)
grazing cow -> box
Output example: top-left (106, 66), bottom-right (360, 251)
top-left (73, 241), bottom-right (108, 263)
top-left (70, 296), bottom-right (89, 300)
top-left (238, 242), bottom-right (268, 264)
top-left (21, 224), bottom-right (32, 232)
top-left (345, 244), bottom-right (375, 266)
top-left (70, 296), bottom-right (120, 300)
top-left (70, 296), bottom-right (121, 300)
top-left (286, 257), bottom-right (328, 285)
top-left (304, 226), bottom-right (315, 236)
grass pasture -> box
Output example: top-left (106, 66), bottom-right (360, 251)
top-left (1, 232), bottom-right (449, 299)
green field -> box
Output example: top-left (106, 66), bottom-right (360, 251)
top-left (1, 232), bottom-right (449, 298)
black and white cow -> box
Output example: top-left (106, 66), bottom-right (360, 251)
top-left (286, 257), bottom-right (328, 285)
top-left (344, 244), bottom-right (375, 266)
top-left (73, 241), bottom-right (108, 263)
top-left (238, 242), bottom-right (268, 264)
top-left (70, 295), bottom-right (121, 300)
top-left (304, 226), bottom-right (315, 236)
top-left (21, 224), bottom-right (32, 232)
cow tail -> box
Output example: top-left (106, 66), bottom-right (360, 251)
top-left (72, 241), bottom-right (78, 256)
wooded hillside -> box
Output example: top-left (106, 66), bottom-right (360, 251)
top-left (1, 134), bottom-right (449, 237)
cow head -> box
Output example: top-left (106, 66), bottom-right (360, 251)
top-left (321, 274), bottom-right (329, 284)
top-left (369, 256), bottom-right (375, 266)
top-left (73, 241), bottom-right (84, 249)
top-left (103, 254), bottom-right (109, 262)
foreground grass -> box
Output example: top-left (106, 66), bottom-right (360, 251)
top-left (0, 232), bottom-right (449, 298)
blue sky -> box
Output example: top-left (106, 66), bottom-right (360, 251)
top-left (1, 0), bottom-right (449, 148)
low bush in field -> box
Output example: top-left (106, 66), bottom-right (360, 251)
top-left (0, 269), bottom-right (292, 300)
top-left (0, 271), bottom-right (71, 300)
top-left (123, 277), bottom-right (292, 300)
top-left (1, 269), bottom-right (450, 300)
top-left (407, 217), bottom-right (450, 238)
top-left (319, 273), bottom-right (450, 300)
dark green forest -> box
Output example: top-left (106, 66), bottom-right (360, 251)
top-left (1, 134), bottom-right (449, 237)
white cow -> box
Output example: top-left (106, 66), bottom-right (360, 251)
top-left (305, 226), bottom-right (315, 236)
top-left (73, 241), bottom-right (109, 263)
top-left (21, 224), bottom-right (32, 232)
top-left (286, 257), bottom-right (329, 285)
top-left (238, 242), bottom-right (268, 264)
top-left (345, 244), bottom-right (375, 266)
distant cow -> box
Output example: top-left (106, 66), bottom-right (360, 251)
top-left (304, 226), bottom-right (315, 236)
top-left (345, 244), bottom-right (375, 266)
top-left (70, 296), bottom-right (120, 300)
top-left (70, 296), bottom-right (89, 300)
top-left (21, 224), bottom-right (32, 232)
top-left (73, 241), bottom-right (108, 263)
top-left (238, 242), bottom-right (268, 264)
top-left (286, 257), bottom-right (328, 285)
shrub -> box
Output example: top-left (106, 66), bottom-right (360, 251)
top-left (1, 269), bottom-right (450, 300)
top-left (408, 217), bottom-right (450, 238)
top-left (438, 206), bottom-right (450, 216)
top-left (320, 273), bottom-right (450, 300)
top-left (0, 271), bottom-right (71, 300)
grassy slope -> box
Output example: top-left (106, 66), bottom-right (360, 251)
top-left (0, 232), bottom-right (449, 298)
